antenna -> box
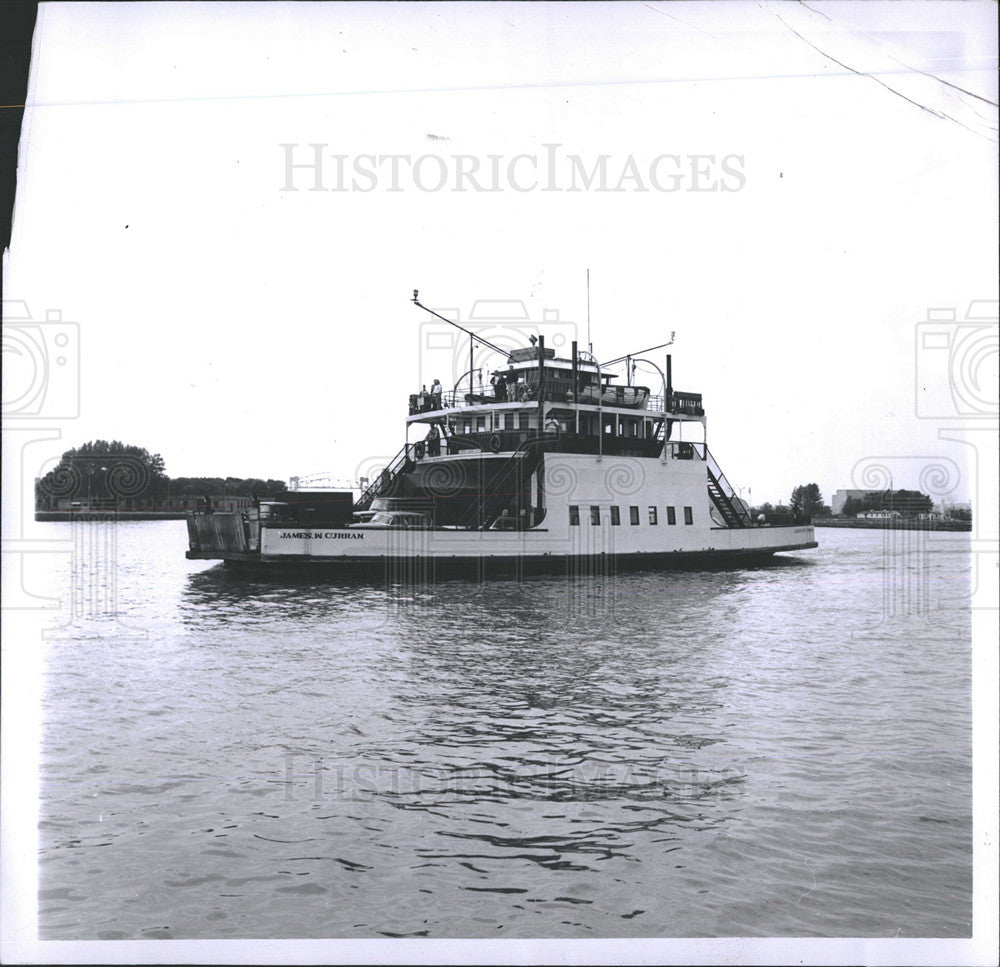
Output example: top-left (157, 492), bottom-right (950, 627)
top-left (600, 333), bottom-right (676, 369)
top-left (586, 268), bottom-right (592, 355)
top-left (411, 289), bottom-right (506, 355)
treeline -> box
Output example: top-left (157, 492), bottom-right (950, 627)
top-left (168, 477), bottom-right (288, 497)
top-left (751, 483), bottom-right (831, 521)
top-left (35, 440), bottom-right (287, 504)
top-left (840, 490), bottom-right (933, 517)
top-left (749, 483), bottom-right (936, 522)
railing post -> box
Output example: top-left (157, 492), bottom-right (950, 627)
top-left (661, 354), bottom-right (668, 464)
top-left (572, 340), bottom-right (579, 436)
top-left (596, 358), bottom-right (602, 462)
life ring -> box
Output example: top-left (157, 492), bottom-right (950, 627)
top-left (488, 433), bottom-right (503, 453)
top-left (516, 383), bottom-right (530, 401)
top-left (414, 441), bottom-right (425, 460)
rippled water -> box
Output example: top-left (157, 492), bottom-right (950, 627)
top-left (36, 523), bottom-right (972, 939)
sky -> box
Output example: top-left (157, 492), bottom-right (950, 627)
top-left (3, 1), bottom-right (997, 506)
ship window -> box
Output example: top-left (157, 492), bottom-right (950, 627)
top-left (463, 419), bottom-right (472, 434)
top-left (666, 506), bottom-right (676, 525)
top-left (476, 416), bottom-right (485, 431)
top-left (684, 506), bottom-right (694, 525)
top-left (504, 413), bottom-right (514, 430)
top-left (518, 413), bottom-right (529, 429)
top-left (610, 506), bottom-right (620, 526)
top-left (569, 505), bottom-right (580, 526)
top-left (590, 505), bottom-right (600, 525)
top-left (648, 506), bottom-right (658, 525)
top-left (629, 505), bottom-right (639, 525)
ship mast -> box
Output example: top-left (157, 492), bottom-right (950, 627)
top-left (586, 268), bottom-right (592, 356)
top-left (412, 290), bottom-right (507, 399)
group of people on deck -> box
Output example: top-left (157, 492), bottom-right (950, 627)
top-left (490, 370), bottom-right (511, 401)
top-left (417, 370), bottom-right (525, 410)
top-left (417, 378), bottom-right (443, 412)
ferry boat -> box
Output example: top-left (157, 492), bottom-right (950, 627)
top-left (186, 291), bottom-right (817, 573)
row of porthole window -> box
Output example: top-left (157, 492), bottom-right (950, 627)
top-left (455, 414), bottom-right (657, 436)
top-left (569, 505), bottom-right (693, 526)
top-left (459, 414), bottom-right (529, 433)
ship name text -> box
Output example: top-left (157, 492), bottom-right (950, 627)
top-left (278, 531), bottom-right (364, 540)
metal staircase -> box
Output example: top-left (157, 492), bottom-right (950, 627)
top-left (354, 444), bottom-right (414, 511)
top-left (705, 448), bottom-right (754, 528)
top-left (454, 436), bottom-right (547, 530)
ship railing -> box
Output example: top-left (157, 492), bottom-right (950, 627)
top-left (704, 447), bottom-right (755, 528)
top-left (648, 392), bottom-right (704, 416)
top-left (409, 385), bottom-right (703, 414)
top-left (705, 448), bottom-right (738, 501)
top-left (661, 441), bottom-right (707, 460)
top-left (430, 430), bottom-right (661, 459)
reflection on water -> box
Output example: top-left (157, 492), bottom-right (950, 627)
top-left (37, 524), bottom-right (972, 939)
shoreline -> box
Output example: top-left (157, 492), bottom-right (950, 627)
top-left (811, 517), bottom-right (971, 532)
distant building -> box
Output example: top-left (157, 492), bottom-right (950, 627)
top-left (936, 501), bottom-right (972, 518)
top-left (832, 489), bottom-right (869, 515)
top-left (858, 510), bottom-right (902, 519)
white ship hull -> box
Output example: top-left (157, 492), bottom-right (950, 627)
top-left (189, 454), bottom-right (816, 570)
top-left (249, 524), bottom-right (815, 566)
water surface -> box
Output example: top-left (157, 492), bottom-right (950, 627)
top-left (36, 523), bottom-right (972, 939)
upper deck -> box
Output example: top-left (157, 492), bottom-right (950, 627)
top-left (407, 345), bottom-right (704, 424)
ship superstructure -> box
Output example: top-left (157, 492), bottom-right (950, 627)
top-left (187, 292), bottom-right (817, 570)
